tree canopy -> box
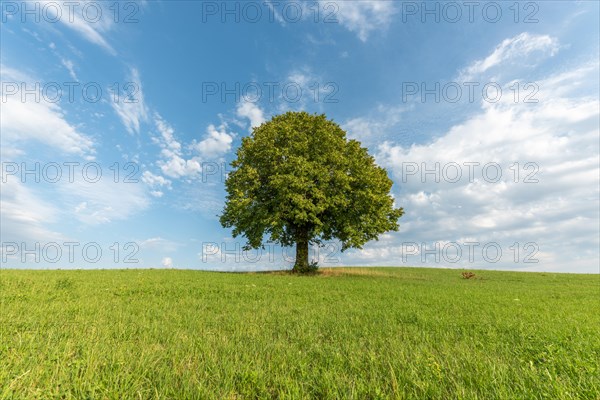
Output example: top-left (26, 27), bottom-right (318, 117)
top-left (220, 111), bottom-right (403, 272)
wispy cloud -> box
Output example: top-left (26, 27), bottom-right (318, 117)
top-left (65, 178), bottom-right (150, 225)
top-left (460, 32), bottom-right (559, 80)
top-left (141, 171), bottom-right (172, 198)
top-left (343, 104), bottom-right (409, 144)
top-left (0, 175), bottom-right (66, 246)
top-left (61, 58), bottom-right (78, 80)
top-left (0, 65), bottom-right (94, 157)
top-left (140, 237), bottom-right (179, 251)
top-left (324, 0), bottom-right (397, 42)
top-left (32, 0), bottom-right (117, 54)
top-left (264, 0), bottom-right (396, 41)
top-left (111, 68), bottom-right (149, 135)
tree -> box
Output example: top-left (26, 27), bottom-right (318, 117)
top-left (220, 111), bottom-right (403, 273)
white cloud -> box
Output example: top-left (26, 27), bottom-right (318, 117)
top-left (0, 66), bottom-right (94, 156)
top-left (264, 0), bottom-right (395, 41)
top-left (0, 175), bottom-right (66, 246)
top-left (141, 237), bottom-right (165, 247)
top-left (65, 177), bottom-right (150, 225)
top-left (74, 202), bottom-right (87, 213)
top-left (162, 257), bottom-right (173, 268)
top-left (177, 184), bottom-right (224, 220)
top-left (372, 63), bottom-right (599, 272)
top-left (155, 116), bottom-right (181, 151)
top-left (343, 104), bottom-right (409, 144)
top-left (139, 237), bottom-right (180, 252)
top-left (141, 171), bottom-right (172, 198)
top-left (461, 32), bottom-right (559, 80)
top-left (193, 124), bottom-right (235, 158)
top-left (111, 68), bottom-right (148, 135)
top-left (141, 170), bottom-right (172, 198)
top-left (0, 145), bottom-right (24, 159)
top-left (149, 112), bottom-right (237, 181)
top-left (153, 114), bottom-right (202, 178)
top-left (344, 117), bottom-right (386, 142)
top-left (141, 171), bottom-right (171, 187)
top-left (285, 68), bottom-right (331, 111)
top-left (32, 0), bottom-right (116, 54)
top-left (158, 152), bottom-right (201, 179)
top-left (262, 1), bottom-right (287, 25)
top-left (48, 40), bottom-right (79, 81)
top-left (61, 58), bottom-right (78, 80)
top-left (323, 0), bottom-right (397, 42)
top-left (236, 101), bottom-right (265, 132)
top-left (268, 67), bottom-right (337, 113)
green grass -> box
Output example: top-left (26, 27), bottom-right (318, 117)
top-left (1, 267), bottom-right (599, 399)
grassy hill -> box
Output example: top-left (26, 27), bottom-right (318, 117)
top-left (1, 267), bottom-right (598, 399)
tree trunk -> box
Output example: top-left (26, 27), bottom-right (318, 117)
top-left (293, 227), bottom-right (309, 273)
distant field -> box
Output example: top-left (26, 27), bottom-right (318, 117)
top-left (1, 267), bottom-right (599, 399)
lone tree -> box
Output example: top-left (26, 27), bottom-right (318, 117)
top-left (220, 111), bottom-right (403, 273)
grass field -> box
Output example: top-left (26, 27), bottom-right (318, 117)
top-left (1, 267), bottom-right (599, 399)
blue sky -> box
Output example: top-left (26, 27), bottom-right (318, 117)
top-left (1, 0), bottom-right (598, 272)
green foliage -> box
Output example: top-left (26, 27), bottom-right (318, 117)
top-left (219, 111), bottom-right (403, 272)
top-left (1, 268), bottom-right (599, 399)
